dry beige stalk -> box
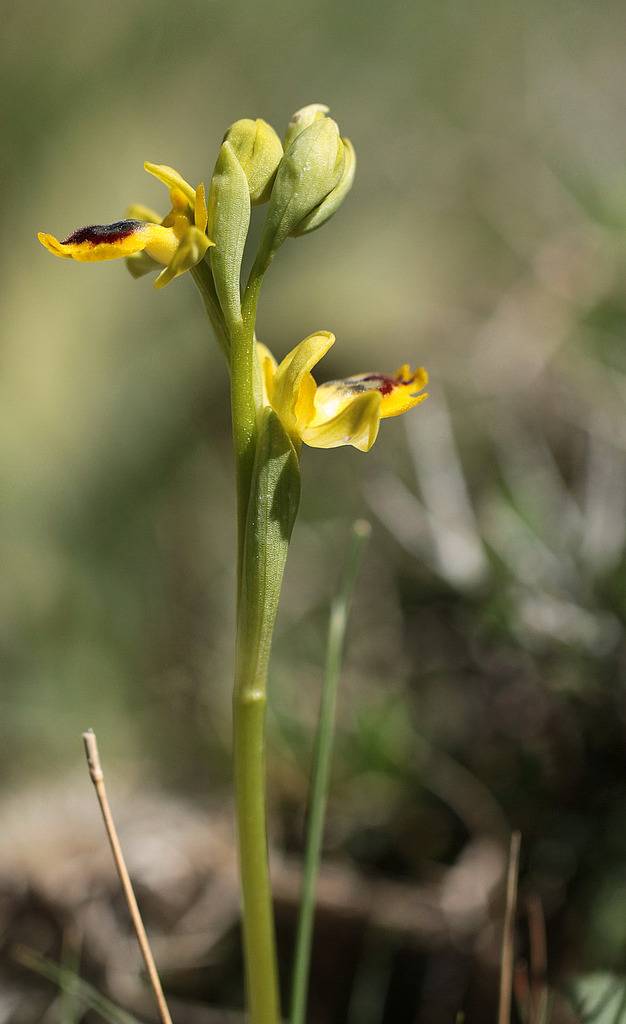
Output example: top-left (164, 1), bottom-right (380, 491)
top-left (498, 830), bottom-right (521, 1024)
top-left (82, 729), bottom-right (173, 1024)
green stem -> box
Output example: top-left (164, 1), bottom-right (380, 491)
top-left (231, 267), bottom-right (264, 569)
top-left (233, 643), bottom-right (280, 1024)
top-left (194, 240), bottom-right (284, 1024)
top-left (230, 262), bottom-right (281, 1024)
top-left (190, 259), bottom-right (229, 363)
top-left (289, 521), bottom-right (371, 1024)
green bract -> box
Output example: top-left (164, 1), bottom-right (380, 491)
top-left (207, 141), bottom-right (251, 324)
top-left (225, 118), bottom-right (284, 204)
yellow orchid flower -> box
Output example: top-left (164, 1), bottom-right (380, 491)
top-left (257, 332), bottom-right (428, 452)
top-left (37, 162), bottom-right (213, 288)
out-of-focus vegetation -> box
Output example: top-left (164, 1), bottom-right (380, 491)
top-left (2, 1), bottom-right (626, 1020)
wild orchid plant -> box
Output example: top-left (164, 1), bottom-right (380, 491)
top-left (39, 103), bottom-right (428, 1024)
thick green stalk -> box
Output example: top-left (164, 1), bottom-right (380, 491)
top-left (230, 267), bottom-right (288, 1024)
top-left (231, 268), bottom-right (264, 563)
top-left (233, 638), bottom-right (280, 1024)
top-left (194, 242), bottom-right (293, 1024)
top-left (290, 521), bottom-right (371, 1024)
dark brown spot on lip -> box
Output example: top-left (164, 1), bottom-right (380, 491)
top-left (360, 373), bottom-right (397, 396)
top-left (62, 220), bottom-right (144, 246)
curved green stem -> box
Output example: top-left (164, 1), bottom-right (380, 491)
top-left (190, 259), bottom-right (229, 363)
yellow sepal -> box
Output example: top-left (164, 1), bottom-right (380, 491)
top-left (125, 203), bottom-right (162, 224)
top-left (272, 332), bottom-right (335, 438)
top-left (256, 342), bottom-right (278, 406)
top-left (144, 162), bottom-right (196, 205)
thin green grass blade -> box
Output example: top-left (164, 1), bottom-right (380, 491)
top-left (15, 946), bottom-right (142, 1024)
top-left (289, 519), bottom-right (371, 1024)
top-left (59, 941), bottom-right (82, 1024)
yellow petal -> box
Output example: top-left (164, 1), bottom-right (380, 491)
top-left (38, 220), bottom-right (152, 262)
top-left (125, 203), bottom-right (162, 223)
top-left (256, 342), bottom-right (278, 405)
top-left (144, 162), bottom-right (196, 205)
top-left (194, 183), bottom-right (208, 233)
top-left (302, 391), bottom-right (382, 452)
top-left (169, 187), bottom-right (191, 213)
top-left (153, 226), bottom-right (213, 289)
top-left (273, 331), bottom-right (335, 435)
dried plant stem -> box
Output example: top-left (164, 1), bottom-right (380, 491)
top-left (498, 830), bottom-right (521, 1024)
top-left (82, 729), bottom-right (173, 1024)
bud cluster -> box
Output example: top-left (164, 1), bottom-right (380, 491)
top-left (206, 103), bottom-right (355, 325)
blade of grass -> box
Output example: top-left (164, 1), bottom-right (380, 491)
top-left (527, 894), bottom-right (548, 1024)
top-left (498, 831), bottom-right (522, 1024)
top-left (82, 730), bottom-right (173, 1024)
top-left (14, 946), bottom-right (141, 1024)
top-left (289, 519), bottom-right (371, 1024)
top-left (59, 936), bottom-right (82, 1024)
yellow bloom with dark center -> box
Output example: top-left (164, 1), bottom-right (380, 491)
top-left (38, 163), bottom-right (213, 288)
top-left (257, 333), bottom-right (428, 452)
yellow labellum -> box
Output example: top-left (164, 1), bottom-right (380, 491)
top-left (257, 336), bottom-right (428, 452)
top-left (37, 221), bottom-right (177, 263)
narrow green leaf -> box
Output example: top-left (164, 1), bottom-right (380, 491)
top-left (564, 973), bottom-right (626, 1024)
top-left (15, 947), bottom-right (141, 1024)
top-left (59, 942), bottom-right (82, 1024)
top-left (289, 519), bottom-right (371, 1024)
top-left (238, 407), bottom-right (301, 689)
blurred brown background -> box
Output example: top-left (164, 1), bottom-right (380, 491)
top-left (2, 1), bottom-right (626, 1021)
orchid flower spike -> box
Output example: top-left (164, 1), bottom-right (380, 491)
top-left (38, 162), bottom-right (213, 288)
top-left (257, 333), bottom-right (428, 453)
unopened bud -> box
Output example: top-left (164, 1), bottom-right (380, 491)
top-left (225, 118), bottom-right (283, 204)
top-left (283, 103), bottom-right (329, 150)
top-left (292, 137), bottom-right (356, 236)
top-left (257, 105), bottom-right (350, 268)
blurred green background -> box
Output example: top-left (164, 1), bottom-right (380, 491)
top-left (2, 0), bottom-right (626, 1019)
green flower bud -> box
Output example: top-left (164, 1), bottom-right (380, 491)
top-left (257, 106), bottom-right (350, 268)
top-left (207, 140), bottom-right (251, 325)
top-left (225, 118), bottom-right (283, 205)
top-left (283, 103), bottom-right (329, 151)
top-left (292, 137), bottom-right (356, 236)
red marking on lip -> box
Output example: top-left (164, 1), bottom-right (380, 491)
top-left (359, 373), bottom-right (398, 396)
top-left (62, 220), bottom-right (144, 246)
